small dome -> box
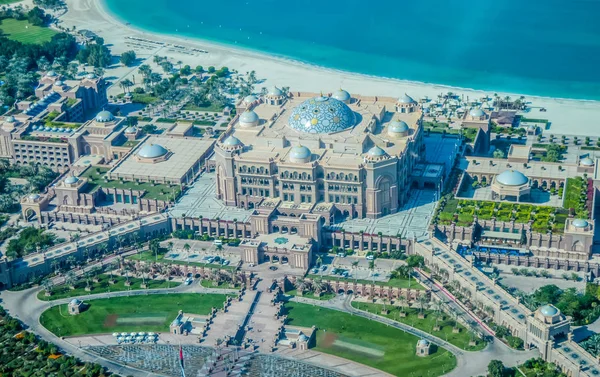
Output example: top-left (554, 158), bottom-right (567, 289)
top-left (28, 193), bottom-right (40, 201)
top-left (388, 120), bottom-right (410, 135)
top-left (540, 305), bottom-right (558, 317)
top-left (64, 176), bottom-right (79, 184)
top-left (580, 157), bottom-right (594, 166)
top-left (32, 125), bottom-right (39, 130)
top-left (267, 86), bottom-right (283, 96)
top-left (332, 89), bottom-right (351, 102)
top-left (298, 334), bottom-right (309, 342)
top-left (138, 144), bottom-right (168, 158)
top-left (495, 170), bottom-right (528, 186)
top-left (470, 108), bottom-right (485, 117)
top-left (222, 135), bottom-right (242, 146)
top-left (367, 146), bottom-right (386, 157)
top-left (55, 80), bottom-right (64, 86)
top-left (239, 110), bottom-right (259, 125)
top-left (46, 70), bottom-right (57, 77)
top-left (572, 219), bottom-right (589, 228)
top-left (243, 95), bottom-right (258, 104)
top-left (289, 145), bottom-right (311, 163)
top-left (125, 126), bottom-right (137, 133)
top-left (418, 339), bottom-right (429, 346)
top-left (70, 298), bottom-right (81, 305)
top-left (52, 127), bottom-right (58, 132)
top-left (124, 92), bottom-right (132, 98)
top-left (86, 73), bottom-right (96, 79)
top-left (5, 116), bottom-right (16, 123)
top-left (398, 94), bottom-right (416, 103)
top-left (95, 110), bottom-right (114, 123)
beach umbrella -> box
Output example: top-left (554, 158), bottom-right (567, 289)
top-left (120, 332), bottom-right (127, 336)
top-left (147, 332), bottom-right (155, 336)
top-left (112, 333), bottom-right (119, 337)
top-left (138, 332), bottom-right (146, 336)
top-left (130, 332), bottom-right (137, 337)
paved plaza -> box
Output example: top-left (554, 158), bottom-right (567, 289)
top-left (169, 172), bottom-right (253, 221)
top-left (330, 189), bottom-right (437, 240)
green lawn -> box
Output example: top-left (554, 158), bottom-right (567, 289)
top-left (0, 18), bottom-right (58, 44)
top-left (306, 274), bottom-right (425, 290)
top-left (351, 302), bottom-right (486, 351)
top-left (37, 274), bottom-right (180, 301)
top-left (564, 177), bottom-right (588, 218)
top-left (285, 288), bottom-right (337, 301)
top-left (284, 302), bottom-right (456, 377)
top-left (79, 166), bottom-right (181, 201)
top-left (199, 279), bottom-right (240, 289)
top-left (40, 293), bottom-right (229, 336)
top-left (182, 102), bottom-right (225, 112)
top-left (127, 250), bottom-right (236, 271)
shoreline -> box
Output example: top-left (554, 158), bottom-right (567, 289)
top-left (61, 0), bottom-right (600, 136)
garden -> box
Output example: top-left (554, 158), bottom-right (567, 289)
top-left (79, 166), bottom-right (181, 202)
top-left (434, 197), bottom-right (567, 233)
top-left (40, 293), bottom-right (230, 337)
top-left (351, 301), bottom-right (486, 351)
top-left (284, 302), bottom-right (457, 377)
top-left (563, 176), bottom-right (591, 219)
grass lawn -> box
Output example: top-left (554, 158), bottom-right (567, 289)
top-left (79, 166), bottom-right (181, 201)
top-left (285, 288), bottom-right (336, 301)
top-left (564, 177), bottom-right (588, 218)
top-left (0, 18), bottom-right (58, 44)
top-left (182, 102), bottom-right (225, 112)
top-left (306, 274), bottom-right (425, 290)
top-left (40, 293), bottom-right (229, 337)
top-left (126, 250), bottom-right (236, 271)
top-left (351, 302), bottom-right (486, 351)
top-left (199, 279), bottom-right (240, 289)
top-left (37, 274), bottom-right (180, 301)
top-left (284, 302), bottom-right (456, 377)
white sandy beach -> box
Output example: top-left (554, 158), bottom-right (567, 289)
top-left (58, 0), bottom-right (600, 136)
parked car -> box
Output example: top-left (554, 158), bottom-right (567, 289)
top-left (366, 255), bottom-right (374, 260)
top-left (269, 266), bottom-right (278, 271)
top-left (185, 277), bottom-right (193, 285)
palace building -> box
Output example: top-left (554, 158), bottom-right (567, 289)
top-left (213, 89), bottom-right (431, 220)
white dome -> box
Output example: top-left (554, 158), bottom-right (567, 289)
top-left (470, 108), bottom-right (485, 117)
top-left (580, 157), bottom-right (594, 166)
top-left (398, 94), bottom-right (416, 103)
top-left (46, 70), bottom-right (57, 77)
top-left (28, 193), bottom-right (40, 201)
top-left (70, 298), bottom-right (81, 305)
top-left (125, 126), bottom-right (137, 133)
top-left (5, 116), bottom-right (15, 123)
top-left (243, 95), bottom-right (258, 104)
top-left (367, 146), bottom-right (386, 157)
top-left (418, 339), bottom-right (429, 346)
top-left (222, 135), bottom-right (242, 147)
top-left (388, 120), bottom-right (410, 135)
top-left (96, 110), bottom-right (114, 123)
top-left (267, 86), bottom-right (283, 96)
top-left (239, 110), bottom-right (259, 126)
top-left (540, 305), bottom-right (558, 317)
top-left (496, 170), bottom-right (528, 186)
top-left (138, 144), bottom-right (168, 158)
top-left (289, 145), bottom-right (311, 163)
top-left (64, 176), bottom-right (79, 184)
top-left (572, 219), bottom-right (589, 228)
top-left (332, 89), bottom-right (351, 102)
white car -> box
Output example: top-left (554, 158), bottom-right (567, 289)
top-left (185, 277), bottom-right (193, 285)
top-left (366, 255), bottom-right (374, 260)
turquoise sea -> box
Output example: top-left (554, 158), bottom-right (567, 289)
top-left (104, 0), bottom-right (600, 100)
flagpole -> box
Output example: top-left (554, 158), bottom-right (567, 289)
top-left (179, 343), bottom-right (186, 377)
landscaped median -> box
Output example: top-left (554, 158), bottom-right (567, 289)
top-left (126, 250), bottom-right (237, 271)
top-left (284, 302), bottom-right (457, 377)
top-left (40, 293), bottom-right (231, 337)
top-left (351, 301), bottom-right (487, 351)
top-left (37, 274), bottom-right (180, 301)
top-left (306, 274), bottom-right (425, 290)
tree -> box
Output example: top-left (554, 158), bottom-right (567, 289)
top-left (487, 360), bottom-right (505, 377)
top-left (42, 279), bottom-right (54, 294)
top-left (120, 50), bottom-right (137, 66)
top-left (406, 255), bottom-right (425, 268)
top-left (493, 149), bottom-right (505, 159)
top-left (77, 43), bottom-right (111, 68)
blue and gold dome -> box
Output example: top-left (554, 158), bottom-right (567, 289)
top-left (288, 96), bottom-right (355, 134)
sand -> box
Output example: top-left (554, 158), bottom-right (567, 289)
top-left (58, 0), bottom-right (600, 137)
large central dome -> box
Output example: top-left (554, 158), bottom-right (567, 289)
top-left (288, 96), bottom-right (356, 134)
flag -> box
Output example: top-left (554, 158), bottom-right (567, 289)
top-left (179, 345), bottom-right (186, 377)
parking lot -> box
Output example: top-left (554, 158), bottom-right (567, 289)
top-left (308, 255), bottom-right (405, 282)
top-left (159, 239), bottom-right (241, 267)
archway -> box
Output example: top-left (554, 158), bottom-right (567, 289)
top-left (281, 226), bottom-right (288, 234)
top-left (572, 241), bottom-right (584, 252)
top-left (248, 202), bottom-right (255, 209)
top-left (24, 208), bottom-right (37, 222)
top-left (63, 195), bottom-right (72, 205)
top-left (281, 256), bottom-right (289, 264)
top-left (290, 227), bottom-right (297, 235)
top-left (338, 289), bottom-right (345, 294)
top-left (272, 255), bottom-right (280, 263)
top-left (264, 255), bottom-right (271, 263)
top-left (273, 225), bottom-right (280, 233)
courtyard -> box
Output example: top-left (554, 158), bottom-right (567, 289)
top-left (169, 172), bottom-right (253, 221)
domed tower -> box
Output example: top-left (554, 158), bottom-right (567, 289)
top-left (289, 145), bottom-right (311, 163)
top-left (396, 94), bottom-right (418, 113)
top-left (387, 120), bottom-right (410, 139)
top-left (332, 89), bottom-right (351, 104)
top-left (363, 145), bottom-right (398, 218)
top-left (214, 135), bottom-right (244, 206)
top-left (238, 110), bottom-right (260, 128)
top-left (264, 86), bottom-right (286, 105)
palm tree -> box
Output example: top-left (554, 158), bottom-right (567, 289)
top-left (50, 259), bottom-right (60, 275)
top-left (42, 279), bottom-right (54, 296)
top-left (294, 278), bottom-right (311, 296)
top-left (417, 294), bottom-right (429, 317)
top-left (433, 300), bottom-right (443, 329)
top-left (398, 295), bottom-right (408, 316)
top-left (312, 279), bottom-right (328, 297)
top-left (65, 271), bottom-right (76, 289)
top-left (66, 256), bottom-right (77, 269)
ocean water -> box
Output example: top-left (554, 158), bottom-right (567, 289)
top-left (104, 0), bottom-right (600, 100)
